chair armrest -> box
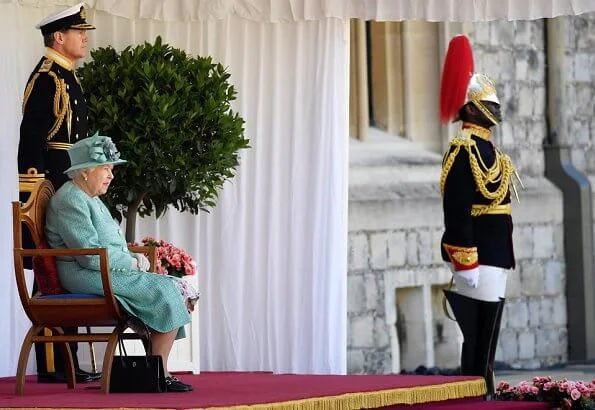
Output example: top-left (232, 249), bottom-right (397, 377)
top-left (16, 247), bottom-right (124, 320)
top-left (127, 245), bottom-right (157, 272)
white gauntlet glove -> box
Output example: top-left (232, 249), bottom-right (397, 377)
top-left (133, 253), bottom-right (151, 272)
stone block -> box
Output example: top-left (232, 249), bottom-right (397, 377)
top-left (347, 349), bottom-right (365, 374)
top-left (514, 21), bottom-right (532, 46)
top-left (521, 262), bottom-right (545, 297)
top-left (533, 87), bottom-right (546, 116)
top-left (507, 300), bottom-right (529, 329)
top-left (536, 328), bottom-right (564, 357)
top-left (473, 22), bottom-right (491, 46)
top-left (350, 315), bottom-right (375, 348)
top-left (418, 229), bottom-right (433, 265)
top-left (544, 261), bottom-right (563, 296)
top-left (406, 231), bottom-right (419, 265)
top-left (533, 225), bottom-right (555, 259)
top-left (575, 16), bottom-right (595, 51)
top-left (499, 328), bottom-right (519, 362)
top-left (570, 147), bottom-right (587, 173)
top-left (432, 228), bottom-right (444, 265)
top-left (493, 21), bottom-right (515, 47)
top-left (576, 86), bottom-right (595, 117)
top-left (573, 53), bottom-right (593, 82)
top-left (551, 296), bottom-right (567, 326)
top-left (347, 273), bottom-right (366, 314)
top-left (364, 350), bottom-right (392, 374)
top-left (365, 273), bottom-right (382, 312)
top-left (374, 316), bottom-right (390, 349)
top-left (499, 51), bottom-right (515, 81)
top-left (387, 231), bottom-right (407, 267)
top-left (539, 297), bottom-right (554, 328)
top-left (569, 119), bottom-right (591, 145)
top-left (505, 269), bottom-right (522, 299)
top-left (515, 58), bottom-right (529, 81)
top-left (500, 122), bottom-right (514, 147)
top-left (527, 298), bottom-right (541, 327)
top-left (513, 225), bottom-right (533, 260)
top-left (527, 120), bottom-right (547, 147)
top-left (518, 86), bottom-right (535, 117)
top-left (349, 233), bottom-right (369, 271)
top-left (518, 331), bottom-right (536, 360)
top-left (370, 232), bottom-right (388, 270)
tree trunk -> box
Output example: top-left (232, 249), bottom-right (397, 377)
top-left (125, 195), bottom-right (144, 243)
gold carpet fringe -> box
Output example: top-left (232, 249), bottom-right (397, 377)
top-left (199, 378), bottom-right (487, 410)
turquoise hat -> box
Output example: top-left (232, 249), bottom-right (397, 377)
top-left (63, 132), bottom-right (127, 174)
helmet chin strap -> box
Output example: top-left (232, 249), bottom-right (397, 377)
top-left (471, 100), bottom-right (500, 125)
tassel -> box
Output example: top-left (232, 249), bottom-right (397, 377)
top-left (440, 35), bottom-right (474, 124)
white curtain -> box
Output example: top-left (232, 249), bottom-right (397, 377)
top-left (1, 0), bottom-right (594, 21)
top-left (0, 3), bottom-right (348, 376)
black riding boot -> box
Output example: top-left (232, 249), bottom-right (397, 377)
top-left (443, 290), bottom-right (481, 375)
top-left (474, 298), bottom-right (505, 399)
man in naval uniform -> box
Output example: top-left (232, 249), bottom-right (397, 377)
top-left (17, 2), bottom-right (99, 384)
top-left (438, 35), bottom-right (521, 398)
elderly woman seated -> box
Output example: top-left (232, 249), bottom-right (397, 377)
top-left (45, 133), bottom-right (198, 393)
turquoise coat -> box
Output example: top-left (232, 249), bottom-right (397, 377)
top-left (45, 181), bottom-right (190, 334)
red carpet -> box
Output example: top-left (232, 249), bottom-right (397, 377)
top-left (0, 372), bottom-right (545, 409)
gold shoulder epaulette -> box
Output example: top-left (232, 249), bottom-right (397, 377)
top-left (38, 58), bottom-right (53, 73)
top-left (439, 137), bottom-right (475, 194)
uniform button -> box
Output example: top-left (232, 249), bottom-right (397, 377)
top-left (76, 116), bottom-right (79, 122)
top-left (66, 84), bottom-right (70, 90)
top-left (75, 133), bottom-right (79, 139)
top-left (74, 99), bottom-right (77, 105)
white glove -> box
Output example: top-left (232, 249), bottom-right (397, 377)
top-left (455, 268), bottom-right (480, 288)
top-left (133, 253), bottom-right (151, 272)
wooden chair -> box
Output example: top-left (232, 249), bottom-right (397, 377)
top-left (13, 180), bottom-right (156, 394)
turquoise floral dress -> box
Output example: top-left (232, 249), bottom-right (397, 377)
top-left (45, 181), bottom-right (197, 334)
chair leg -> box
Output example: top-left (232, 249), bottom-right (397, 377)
top-left (101, 327), bottom-right (122, 394)
top-left (86, 326), bottom-right (98, 374)
top-left (53, 327), bottom-right (76, 390)
top-left (16, 325), bottom-right (42, 395)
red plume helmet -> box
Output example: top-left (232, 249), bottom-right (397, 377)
top-left (439, 35), bottom-right (474, 124)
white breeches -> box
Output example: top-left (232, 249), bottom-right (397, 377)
top-left (450, 264), bottom-right (508, 302)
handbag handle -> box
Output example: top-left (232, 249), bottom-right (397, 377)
top-left (116, 319), bottom-right (154, 367)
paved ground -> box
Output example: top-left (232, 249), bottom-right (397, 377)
top-left (496, 364), bottom-right (595, 385)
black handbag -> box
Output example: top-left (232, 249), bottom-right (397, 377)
top-left (109, 324), bottom-right (167, 393)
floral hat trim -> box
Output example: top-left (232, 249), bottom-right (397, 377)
top-left (64, 132), bottom-right (127, 173)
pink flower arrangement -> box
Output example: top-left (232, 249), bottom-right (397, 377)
top-left (496, 377), bottom-right (595, 409)
top-left (136, 237), bottom-right (197, 278)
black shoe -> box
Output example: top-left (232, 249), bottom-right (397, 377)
top-left (37, 371), bottom-right (92, 384)
top-left (165, 376), bottom-right (192, 392)
top-left (170, 376), bottom-right (193, 391)
top-left (76, 368), bottom-right (102, 382)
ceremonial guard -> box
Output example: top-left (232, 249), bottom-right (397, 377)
top-left (439, 36), bottom-right (522, 397)
top-left (17, 2), bottom-right (99, 384)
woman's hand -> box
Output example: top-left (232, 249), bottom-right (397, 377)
top-left (133, 253), bottom-right (151, 272)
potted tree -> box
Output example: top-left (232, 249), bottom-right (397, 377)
top-left (78, 36), bottom-right (249, 242)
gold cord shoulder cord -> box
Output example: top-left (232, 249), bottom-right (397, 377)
top-left (440, 130), bottom-right (519, 216)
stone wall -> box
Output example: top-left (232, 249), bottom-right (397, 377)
top-left (345, 15), bottom-right (595, 373)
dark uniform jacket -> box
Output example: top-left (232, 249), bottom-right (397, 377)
top-left (440, 127), bottom-right (515, 271)
top-left (18, 47), bottom-right (89, 195)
